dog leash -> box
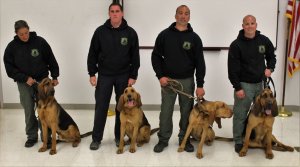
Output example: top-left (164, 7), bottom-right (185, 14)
top-left (263, 77), bottom-right (276, 98)
top-left (166, 78), bottom-right (200, 101)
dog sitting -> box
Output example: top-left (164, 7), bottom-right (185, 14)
top-left (116, 86), bottom-right (158, 154)
top-left (239, 88), bottom-right (294, 159)
top-left (178, 99), bottom-right (233, 159)
top-left (37, 78), bottom-right (91, 155)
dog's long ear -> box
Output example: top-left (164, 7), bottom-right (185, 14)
top-left (215, 117), bottom-right (222, 128)
top-left (136, 92), bottom-right (142, 107)
top-left (117, 94), bottom-right (125, 111)
top-left (272, 99), bottom-right (279, 117)
top-left (252, 95), bottom-right (262, 116)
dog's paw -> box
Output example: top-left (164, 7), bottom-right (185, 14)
top-left (177, 147), bottom-right (184, 152)
top-left (116, 148), bottom-right (124, 154)
top-left (196, 152), bottom-right (203, 159)
top-left (265, 151), bottom-right (274, 159)
top-left (137, 143), bottom-right (144, 147)
top-left (239, 150), bottom-right (247, 157)
top-left (129, 147), bottom-right (136, 153)
top-left (38, 147), bottom-right (47, 152)
top-left (49, 149), bottom-right (57, 155)
top-left (72, 142), bottom-right (79, 147)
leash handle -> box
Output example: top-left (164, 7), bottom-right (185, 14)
top-left (263, 77), bottom-right (276, 98)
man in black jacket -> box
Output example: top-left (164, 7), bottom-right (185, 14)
top-left (3, 20), bottom-right (59, 148)
top-left (227, 15), bottom-right (276, 153)
top-left (151, 5), bottom-right (206, 153)
top-left (87, 3), bottom-right (140, 150)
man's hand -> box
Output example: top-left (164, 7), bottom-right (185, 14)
top-left (90, 76), bottom-right (97, 87)
top-left (128, 78), bottom-right (136, 87)
top-left (236, 89), bottom-right (245, 99)
top-left (159, 77), bottom-right (169, 87)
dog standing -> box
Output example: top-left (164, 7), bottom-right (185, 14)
top-left (116, 86), bottom-right (158, 154)
top-left (239, 88), bottom-right (294, 159)
top-left (178, 99), bottom-right (233, 159)
top-left (37, 78), bottom-right (91, 155)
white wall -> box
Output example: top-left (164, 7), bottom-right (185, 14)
top-left (0, 0), bottom-right (299, 106)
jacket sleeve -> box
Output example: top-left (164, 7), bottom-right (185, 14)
top-left (264, 37), bottom-right (276, 70)
top-left (41, 38), bottom-right (59, 80)
top-left (228, 42), bottom-right (242, 91)
top-left (151, 32), bottom-right (164, 79)
top-left (87, 29), bottom-right (100, 77)
top-left (129, 29), bottom-right (140, 80)
top-left (194, 36), bottom-right (206, 88)
top-left (3, 44), bottom-right (28, 82)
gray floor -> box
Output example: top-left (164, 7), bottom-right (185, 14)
top-left (0, 108), bottom-right (299, 167)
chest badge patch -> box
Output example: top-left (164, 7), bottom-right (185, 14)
top-left (183, 41), bottom-right (191, 50)
top-left (121, 37), bottom-right (128, 46)
top-left (258, 45), bottom-right (265, 54)
top-left (31, 49), bottom-right (39, 57)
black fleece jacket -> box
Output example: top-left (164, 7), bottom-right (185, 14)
top-left (3, 32), bottom-right (59, 82)
top-left (228, 30), bottom-right (276, 91)
top-left (151, 22), bottom-right (206, 87)
top-left (87, 18), bottom-right (140, 79)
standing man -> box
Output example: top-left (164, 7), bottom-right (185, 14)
top-left (151, 5), bottom-right (206, 153)
top-left (87, 3), bottom-right (140, 150)
top-left (3, 20), bottom-right (59, 148)
top-left (228, 15), bottom-right (276, 153)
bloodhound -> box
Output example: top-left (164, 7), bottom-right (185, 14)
top-left (116, 86), bottom-right (158, 154)
top-left (178, 99), bottom-right (233, 159)
top-left (239, 88), bottom-right (294, 159)
top-left (37, 78), bottom-right (91, 155)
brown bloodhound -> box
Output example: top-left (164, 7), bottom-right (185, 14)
top-left (37, 78), bottom-right (91, 155)
top-left (116, 86), bottom-right (158, 154)
top-left (178, 99), bottom-right (233, 159)
top-left (239, 88), bottom-right (294, 159)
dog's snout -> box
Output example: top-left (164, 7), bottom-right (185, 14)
top-left (266, 101), bottom-right (273, 109)
top-left (50, 89), bottom-right (55, 96)
top-left (127, 94), bottom-right (132, 100)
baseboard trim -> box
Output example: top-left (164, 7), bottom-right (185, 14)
top-left (2, 103), bottom-right (299, 112)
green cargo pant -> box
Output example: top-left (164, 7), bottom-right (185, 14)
top-left (157, 77), bottom-right (195, 144)
top-left (232, 82), bottom-right (262, 144)
top-left (17, 82), bottom-right (38, 140)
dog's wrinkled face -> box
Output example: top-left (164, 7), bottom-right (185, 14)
top-left (214, 102), bottom-right (233, 118)
top-left (254, 88), bottom-right (278, 117)
top-left (38, 78), bottom-right (55, 99)
top-left (122, 87), bottom-right (141, 109)
top-left (259, 88), bottom-right (275, 110)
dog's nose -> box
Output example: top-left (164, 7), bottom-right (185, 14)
top-left (266, 101), bottom-right (272, 109)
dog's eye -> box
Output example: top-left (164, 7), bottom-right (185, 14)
top-left (131, 89), bottom-right (135, 93)
top-left (262, 94), bottom-right (267, 98)
top-left (125, 89), bottom-right (128, 93)
top-left (269, 93), bottom-right (274, 98)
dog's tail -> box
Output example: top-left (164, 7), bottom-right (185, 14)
top-left (214, 136), bottom-right (233, 142)
top-left (150, 128), bottom-right (159, 135)
top-left (80, 131), bottom-right (92, 138)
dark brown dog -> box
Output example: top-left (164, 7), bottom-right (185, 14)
top-left (37, 78), bottom-right (91, 155)
top-left (178, 99), bottom-right (233, 159)
top-left (239, 88), bottom-right (294, 159)
top-left (116, 86), bottom-right (158, 154)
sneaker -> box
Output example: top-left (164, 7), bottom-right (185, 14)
top-left (179, 138), bottom-right (194, 152)
top-left (90, 141), bottom-right (100, 150)
top-left (235, 144), bottom-right (243, 153)
top-left (153, 141), bottom-right (168, 153)
top-left (24, 139), bottom-right (37, 148)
